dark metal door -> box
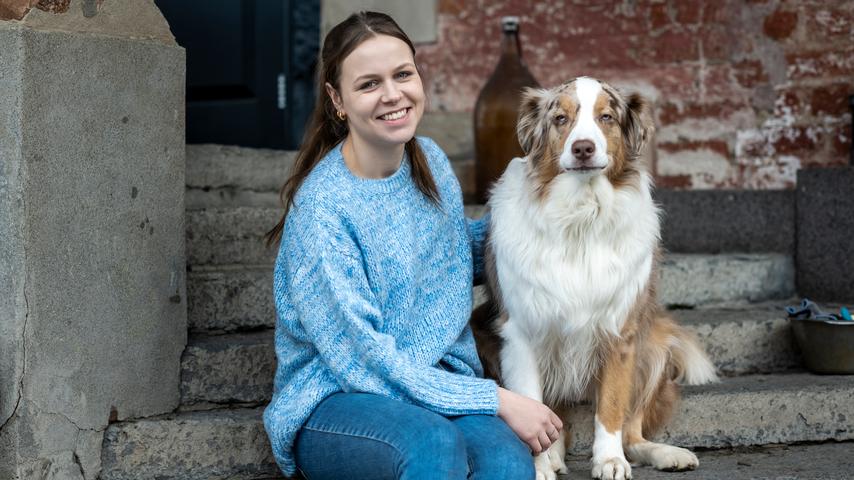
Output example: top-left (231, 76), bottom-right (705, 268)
top-left (155, 0), bottom-right (318, 149)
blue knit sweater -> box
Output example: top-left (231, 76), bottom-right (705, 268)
top-left (263, 137), bottom-right (499, 476)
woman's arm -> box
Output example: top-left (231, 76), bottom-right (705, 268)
top-left (467, 211), bottom-right (490, 285)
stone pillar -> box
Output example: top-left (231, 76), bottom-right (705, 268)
top-left (0, 1), bottom-right (186, 478)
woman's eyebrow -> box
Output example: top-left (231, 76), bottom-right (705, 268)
top-left (351, 63), bottom-right (416, 86)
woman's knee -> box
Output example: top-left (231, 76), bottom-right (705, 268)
top-left (452, 415), bottom-right (535, 480)
top-left (479, 438), bottom-right (535, 480)
top-left (397, 419), bottom-right (468, 478)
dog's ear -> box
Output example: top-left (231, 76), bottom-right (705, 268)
top-left (516, 87), bottom-right (549, 158)
top-left (623, 93), bottom-right (655, 159)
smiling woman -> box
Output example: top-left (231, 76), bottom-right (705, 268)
top-left (260, 10), bottom-right (560, 480)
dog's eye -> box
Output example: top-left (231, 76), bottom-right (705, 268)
top-left (554, 115), bottom-right (568, 126)
top-left (599, 113), bottom-right (613, 122)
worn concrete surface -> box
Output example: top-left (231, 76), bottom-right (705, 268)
top-left (187, 265), bottom-right (275, 332)
top-left (102, 374), bottom-right (854, 479)
top-left (184, 139), bottom-right (474, 208)
top-left (659, 254), bottom-right (794, 307)
top-left (185, 145), bottom-right (296, 209)
top-left (181, 331), bottom-right (276, 406)
top-left (186, 208), bottom-right (280, 266)
top-left (180, 304), bottom-right (800, 407)
top-left (17, 0), bottom-right (174, 45)
top-left (675, 302), bottom-right (802, 376)
top-left (0, 20), bottom-right (185, 480)
top-left (100, 408), bottom-right (279, 480)
top-left (562, 442), bottom-right (854, 480)
top-left (0, 24), bottom-right (27, 480)
top-left (567, 374), bottom-right (854, 453)
top-left (185, 248), bottom-right (794, 336)
top-left (656, 189), bottom-right (795, 255)
top-left (796, 167), bottom-right (854, 303)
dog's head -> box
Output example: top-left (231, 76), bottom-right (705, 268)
top-left (516, 77), bottom-right (654, 189)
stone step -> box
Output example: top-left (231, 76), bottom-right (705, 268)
top-left (185, 138), bottom-right (475, 209)
top-left (102, 373), bottom-right (854, 480)
top-left (185, 144), bottom-right (297, 209)
top-left (186, 254), bottom-right (795, 333)
top-left (560, 441), bottom-right (854, 480)
top-left (181, 303), bottom-right (799, 407)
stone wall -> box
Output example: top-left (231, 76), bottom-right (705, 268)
top-left (410, 0), bottom-right (853, 189)
top-left (0, 1), bottom-right (186, 478)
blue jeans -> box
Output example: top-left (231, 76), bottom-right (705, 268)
top-left (294, 393), bottom-right (535, 480)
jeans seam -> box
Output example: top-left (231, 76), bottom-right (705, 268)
top-left (301, 424), bottom-right (406, 459)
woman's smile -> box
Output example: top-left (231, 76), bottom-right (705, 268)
top-left (378, 107), bottom-right (410, 122)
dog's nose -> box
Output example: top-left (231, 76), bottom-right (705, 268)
top-left (572, 140), bottom-right (595, 161)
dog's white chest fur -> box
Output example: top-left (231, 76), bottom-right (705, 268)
top-left (489, 158), bottom-right (660, 402)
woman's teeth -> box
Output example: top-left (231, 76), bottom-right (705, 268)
top-left (380, 109), bottom-right (407, 121)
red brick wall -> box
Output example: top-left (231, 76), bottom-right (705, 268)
top-left (417, 0), bottom-right (853, 189)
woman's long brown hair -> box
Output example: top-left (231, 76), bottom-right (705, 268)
top-left (264, 11), bottom-right (440, 248)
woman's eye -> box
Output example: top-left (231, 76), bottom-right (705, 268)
top-left (360, 80), bottom-right (379, 90)
top-left (554, 115), bottom-right (568, 126)
top-left (600, 113), bottom-right (613, 122)
top-left (396, 70), bottom-right (412, 79)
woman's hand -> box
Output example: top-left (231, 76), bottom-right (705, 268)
top-left (497, 387), bottom-right (563, 454)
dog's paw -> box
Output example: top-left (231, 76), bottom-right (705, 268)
top-left (547, 446), bottom-right (568, 474)
top-left (535, 453), bottom-right (558, 480)
top-left (591, 456), bottom-right (632, 480)
top-left (648, 444), bottom-right (698, 471)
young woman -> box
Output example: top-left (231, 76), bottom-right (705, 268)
top-left (263, 11), bottom-right (562, 479)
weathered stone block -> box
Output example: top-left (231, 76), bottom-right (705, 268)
top-left (0, 16), bottom-right (185, 479)
top-left (796, 167), bottom-right (854, 302)
top-left (658, 253), bottom-right (794, 307)
top-left (656, 190), bottom-right (795, 254)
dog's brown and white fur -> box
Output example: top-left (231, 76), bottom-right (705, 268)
top-left (472, 77), bottom-right (718, 480)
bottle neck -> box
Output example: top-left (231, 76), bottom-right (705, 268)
top-left (499, 30), bottom-right (522, 61)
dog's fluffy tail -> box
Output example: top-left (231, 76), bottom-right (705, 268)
top-left (669, 326), bottom-right (718, 385)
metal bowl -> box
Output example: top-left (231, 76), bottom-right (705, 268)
top-left (791, 318), bottom-right (854, 374)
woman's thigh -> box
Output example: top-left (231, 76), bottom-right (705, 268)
top-left (294, 393), bottom-right (468, 480)
top-left (450, 414), bottom-right (535, 480)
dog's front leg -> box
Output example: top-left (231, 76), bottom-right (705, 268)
top-left (499, 321), bottom-right (566, 480)
top-left (591, 342), bottom-right (635, 480)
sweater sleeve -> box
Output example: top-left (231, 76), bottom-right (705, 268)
top-left (280, 212), bottom-right (499, 417)
top-left (467, 212), bottom-right (490, 285)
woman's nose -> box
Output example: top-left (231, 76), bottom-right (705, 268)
top-left (381, 82), bottom-right (402, 103)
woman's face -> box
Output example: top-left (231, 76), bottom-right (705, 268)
top-left (328, 34), bottom-right (425, 150)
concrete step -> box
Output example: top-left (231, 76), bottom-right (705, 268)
top-left (181, 303), bottom-right (800, 407)
top-left (181, 330), bottom-right (277, 408)
top-left (186, 253), bottom-right (795, 333)
top-left (100, 407), bottom-right (279, 480)
top-left (185, 144), bottom-right (296, 209)
top-left (185, 138), bottom-right (475, 209)
top-left (561, 442), bottom-right (854, 480)
top-left (187, 265), bottom-right (274, 332)
top-left (103, 373), bottom-right (854, 480)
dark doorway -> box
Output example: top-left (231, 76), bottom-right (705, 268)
top-left (155, 0), bottom-right (319, 149)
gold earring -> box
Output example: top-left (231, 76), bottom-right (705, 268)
top-left (336, 110), bottom-right (346, 121)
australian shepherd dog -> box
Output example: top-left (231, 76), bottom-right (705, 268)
top-left (472, 77), bottom-right (718, 480)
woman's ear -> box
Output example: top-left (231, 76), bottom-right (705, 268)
top-left (325, 82), bottom-right (343, 113)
